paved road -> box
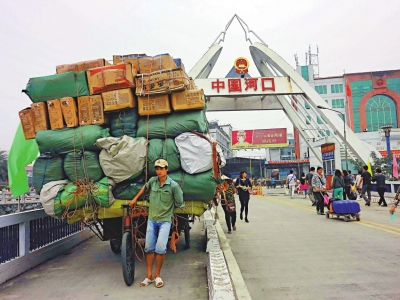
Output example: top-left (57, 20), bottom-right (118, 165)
top-left (0, 219), bottom-right (208, 300)
top-left (219, 190), bottom-right (400, 300)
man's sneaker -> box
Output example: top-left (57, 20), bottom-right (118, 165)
top-left (320, 212), bottom-right (325, 215)
top-left (317, 211), bottom-right (321, 215)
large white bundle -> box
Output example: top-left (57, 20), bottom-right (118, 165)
top-left (96, 136), bottom-right (147, 183)
top-left (175, 133), bottom-right (213, 174)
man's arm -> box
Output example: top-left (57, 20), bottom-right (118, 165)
top-left (172, 184), bottom-right (184, 208)
top-left (129, 185), bottom-right (146, 207)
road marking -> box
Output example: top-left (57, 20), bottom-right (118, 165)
top-left (263, 195), bottom-right (400, 237)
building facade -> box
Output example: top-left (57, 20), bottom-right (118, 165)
top-left (208, 121), bottom-right (234, 159)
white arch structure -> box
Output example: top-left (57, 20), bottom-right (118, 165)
top-left (190, 14), bottom-right (371, 165)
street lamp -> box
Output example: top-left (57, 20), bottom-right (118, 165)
top-left (381, 125), bottom-right (393, 166)
top-left (316, 105), bottom-right (348, 171)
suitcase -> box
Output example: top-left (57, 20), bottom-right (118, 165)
top-left (331, 200), bottom-right (360, 214)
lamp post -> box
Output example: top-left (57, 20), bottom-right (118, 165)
top-left (316, 105), bottom-right (348, 171)
top-left (381, 125), bottom-right (393, 166)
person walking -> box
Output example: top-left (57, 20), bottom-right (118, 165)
top-left (306, 167), bottom-right (316, 205)
top-left (358, 165), bottom-right (372, 206)
top-left (286, 170), bottom-right (297, 199)
top-left (235, 171), bottom-right (251, 223)
top-left (332, 169), bottom-right (345, 199)
top-left (299, 172), bottom-right (308, 198)
top-left (129, 159), bottom-right (184, 288)
top-left (372, 168), bottom-right (387, 206)
top-left (342, 170), bottom-right (352, 200)
top-left (355, 170), bottom-right (362, 199)
top-left (220, 175), bottom-right (237, 233)
top-left (312, 166), bottom-right (326, 215)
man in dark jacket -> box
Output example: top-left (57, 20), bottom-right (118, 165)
top-left (372, 168), bottom-right (387, 206)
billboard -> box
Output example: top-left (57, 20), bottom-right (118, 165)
top-left (231, 128), bottom-right (288, 149)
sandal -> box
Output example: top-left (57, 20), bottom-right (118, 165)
top-left (155, 277), bottom-right (164, 288)
top-left (140, 277), bottom-right (154, 287)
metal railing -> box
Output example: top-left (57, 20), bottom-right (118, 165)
top-left (0, 209), bottom-right (82, 264)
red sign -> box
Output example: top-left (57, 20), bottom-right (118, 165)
top-left (232, 128), bottom-right (288, 149)
top-left (321, 144), bottom-right (335, 153)
top-left (211, 77), bottom-right (275, 93)
top-left (379, 150), bottom-right (400, 157)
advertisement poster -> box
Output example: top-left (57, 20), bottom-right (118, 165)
top-left (231, 128), bottom-right (288, 149)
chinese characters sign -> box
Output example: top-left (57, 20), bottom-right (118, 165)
top-left (232, 128), bottom-right (288, 149)
top-left (321, 143), bottom-right (335, 160)
top-left (211, 78), bottom-right (275, 93)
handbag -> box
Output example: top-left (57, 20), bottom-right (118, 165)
top-left (226, 202), bottom-right (236, 212)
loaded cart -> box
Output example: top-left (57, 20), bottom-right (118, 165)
top-left (326, 199), bottom-right (361, 222)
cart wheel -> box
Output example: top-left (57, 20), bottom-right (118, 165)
top-left (110, 239), bottom-right (121, 254)
top-left (356, 213), bottom-right (361, 221)
top-left (184, 222), bottom-right (191, 249)
top-left (326, 213), bottom-right (329, 218)
top-left (121, 231), bottom-right (135, 286)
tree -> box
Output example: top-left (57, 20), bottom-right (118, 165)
top-left (349, 151), bottom-right (396, 180)
top-left (0, 150), bottom-right (8, 182)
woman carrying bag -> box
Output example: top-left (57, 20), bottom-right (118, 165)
top-left (332, 169), bottom-right (345, 199)
top-left (221, 175), bottom-right (237, 234)
top-left (235, 171), bottom-right (252, 223)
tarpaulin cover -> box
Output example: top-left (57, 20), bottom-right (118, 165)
top-left (169, 170), bottom-right (217, 202)
top-left (109, 108), bottom-right (139, 138)
top-left (40, 180), bottom-right (68, 219)
top-left (147, 139), bottom-right (180, 176)
top-left (112, 181), bottom-right (144, 200)
top-left (96, 136), bottom-right (147, 183)
top-left (63, 151), bottom-right (104, 182)
top-left (23, 71), bottom-right (89, 103)
top-left (136, 110), bottom-right (208, 139)
top-left (36, 125), bottom-right (109, 155)
top-left (175, 133), bottom-right (212, 174)
top-left (92, 177), bottom-right (116, 207)
top-left (33, 155), bottom-right (66, 194)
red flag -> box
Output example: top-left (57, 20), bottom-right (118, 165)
top-left (346, 83), bottom-right (352, 97)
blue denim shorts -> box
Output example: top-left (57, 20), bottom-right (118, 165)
top-left (145, 220), bottom-right (172, 254)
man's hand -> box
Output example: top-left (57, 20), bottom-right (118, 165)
top-left (129, 198), bottom-right (137, 207)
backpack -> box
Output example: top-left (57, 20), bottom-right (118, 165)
top-left (349, 191), bottom-right (357, 200)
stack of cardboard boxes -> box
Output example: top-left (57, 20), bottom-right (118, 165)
top-left (18, 53), bottom-right (212, 224)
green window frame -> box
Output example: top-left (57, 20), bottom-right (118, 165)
top-left (315, 85), bottom-right (327, 94)
top-left (331, 84), bottom-right (344, 93)
top-left (305, 102), bottom-right (310, 109)
top-left (332, 99), bottom-right (344, 108)
top-left (301, 66), bottom-right (309, 81)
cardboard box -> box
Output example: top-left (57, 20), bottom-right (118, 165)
top-left (19, 108), bottom-right (36, 139)
top-left (56, 58), bottom-right (110, 74)
top-left (47, 100), bottom-right (65, 130)
top-left (101, 89), bottom-right (136, 112)
top-left (173, 58), bottom-right (186, 73)
top-left (188, 77), bottom-right (197, 90)
top-left (171, 89), bottom-right (205, 111)
top-left (60, 97), bottom-right (79, 128)
top-left (135, 68), bottom-right (189, 96)
top-left (78, 95), bottom-right (107, 125)
top-left (113, 54), bottom-right (146, 72)
top-left (30, 102), bottom-right (49, 132)
top-left (138, 54), bottom-right (177, 74)
top-left (86, 63), bottom-right (136, 95)
top-left (138, 94), bottom-right (171, 116)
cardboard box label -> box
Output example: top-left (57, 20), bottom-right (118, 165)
top-left (60, 97), bottom-right (79, 127)
top-left (56, 58), bottom-right (109, 74)
top-left (78, 97), bottom-right (92, 125)
top-left (138, 94), bottom-right (171, 116)
top-left (135, 68), bottom-right (189, 95)
top-left (102, 89), bottom-right (136, 112)
top-left (19, 108), bottom-right (36, 139)
top-left (86, 63), bottom-right (136, 95)
top-left (47, 100), bottom-right (65, 130)
top-left (30, 102), bottom-right (49, 132)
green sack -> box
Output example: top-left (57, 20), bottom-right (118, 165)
top-left (92, 177), bottom-right (116, 208)
top-left (169, 170), bottom-right (217, 202)
top-left (113, 181), bottom-right (144, 200)
top-left (136, 110), bottom-right (209, 139)
top-left (56, 182), bottom-right (90, 211)
top-left (40, 180), bottom-right (68, 219)
top-left (33, 155), bottom-right (67, 194)
top-left (36, 125), bottom-right (109, 155)
top-left (64, 151), bottom-right (104, 182)
top-left (147, 139), bottom-right (180, 176)
top-left (23, 71), bottom-right (89, 103)
top-left (109, 108), bottom-right (139, 138)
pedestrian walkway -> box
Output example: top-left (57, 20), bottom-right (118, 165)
top-left (219, 192), bottom-right (400, 300)
top-left (0, 219), bottom-right (208, 300)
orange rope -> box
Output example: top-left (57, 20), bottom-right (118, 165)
top-left (169, 214), bottom-right (180, 253)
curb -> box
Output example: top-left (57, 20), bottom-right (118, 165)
top-left (204, 209), bottom-right (252, 300)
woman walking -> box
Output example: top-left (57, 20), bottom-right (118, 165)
top-left (299, 172), bottom-right (308, 198)
top-left (332, 169), bottom-right (345, 199)
top-left (343, 170), bottom-right (352, 200)
top-left (221, 175), bottom-right (237, 233)
top-left (235, 171), bottom-right (251, 223)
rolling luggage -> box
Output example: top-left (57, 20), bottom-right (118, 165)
top-left (331, 200), bottom-right (360, 214)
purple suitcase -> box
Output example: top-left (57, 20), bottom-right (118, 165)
top-left (332, 200), bottom-right (360, 214)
